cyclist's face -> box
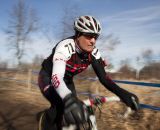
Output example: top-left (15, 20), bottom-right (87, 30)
top-left (77, 34), bottom-right (98, 52)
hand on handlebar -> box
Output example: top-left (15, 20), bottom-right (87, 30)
top-left (63, 94), bottom-right (88, 125)
top-left (127, 94), bottom-right (140, 111)
top-left (118, 89), bottom-right (140, 111)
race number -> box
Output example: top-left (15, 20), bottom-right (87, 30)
top-left (51, 74), bottom-right (60, 88)
top-left (64, 43), bottom-right (74, 54)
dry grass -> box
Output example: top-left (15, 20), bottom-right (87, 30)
top-left (0, 72), bottom-right (160, 130)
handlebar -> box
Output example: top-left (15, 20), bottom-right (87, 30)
top-left (83, 96), bottom-right (132, 118)
top-left (83, 96), bottom-right (120, 106)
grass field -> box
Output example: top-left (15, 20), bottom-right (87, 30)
top-left (0, 71), bottom-right (160, 130)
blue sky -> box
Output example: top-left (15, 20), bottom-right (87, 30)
top-left (0, 0), bottom-right (160, 69)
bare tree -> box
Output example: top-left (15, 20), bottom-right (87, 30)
top-left (5, 0), bottom-right (38, 66)
top-left (99, 34), bottom-right (121, 52)
top-left (135, 56), bottom-right (143, 79)
top-left (142, 49), bottom-right (153, 64)
top-left (40, 23), bottom-right (55, 45)
top-left (120, 58), bottom-right (131, 67)
top-left (32, 55), bottom-right (43, 68)
top-left (118, 58), bottom-right (136, 79)
top-left (98, 34), bottom-right (121, 70)
top-left (0, 58), bottom-right (8, 69)
top-left (60, 5), bottom-right (81, 39)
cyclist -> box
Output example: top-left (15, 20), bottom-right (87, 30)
top-left (38, 15), bottom-right (139, 130)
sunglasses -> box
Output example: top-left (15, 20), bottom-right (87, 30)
top-left (82, 33), bottom-right (99, 40)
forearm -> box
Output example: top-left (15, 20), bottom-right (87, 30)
top-left (52, 53), bottom-right (71, 99)
top-left (91, 58), bottom-right (126, 95)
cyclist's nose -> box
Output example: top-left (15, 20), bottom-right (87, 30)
top-left (90, 37), bottom-right (96, 45)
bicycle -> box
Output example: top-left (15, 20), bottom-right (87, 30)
top-left (38, 96), bottom-right (133, 130)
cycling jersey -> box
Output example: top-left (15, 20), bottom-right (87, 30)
top-left (40, 36), bottom-right (125, 99)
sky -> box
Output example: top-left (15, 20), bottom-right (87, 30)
top-left (0, 0), bottom-right (160, 69)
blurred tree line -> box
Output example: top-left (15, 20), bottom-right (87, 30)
top-left (110, 49), bottom-right (160, 80)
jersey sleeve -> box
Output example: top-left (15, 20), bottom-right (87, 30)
top-left (51, 40), bottom-right (75, 99)
top-left (91, 49), bottom-right (126, 97)
top-left (54, 39), bottom-right (75, 60)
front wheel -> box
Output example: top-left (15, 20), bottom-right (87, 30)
top-left (38, 111), bottom-right (46, 130)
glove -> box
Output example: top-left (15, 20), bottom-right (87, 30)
top-left (63, 94), bottom-right (88, 125)
top-left (118, 89), bottom-right (140, 111)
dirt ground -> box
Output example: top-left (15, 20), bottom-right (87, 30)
top-left (0, 77), bottom-right (160, 130)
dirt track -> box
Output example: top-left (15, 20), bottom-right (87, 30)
top-left (0, 79), bottom-right (160, 130)
top-left (0, 80), bottom-right (49, 130)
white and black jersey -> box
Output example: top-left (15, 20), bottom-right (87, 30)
top-left (40, 36), bottom-right (123, 99)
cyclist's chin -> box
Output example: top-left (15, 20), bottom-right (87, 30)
top-left (83, 47), bottom-right (94, 53)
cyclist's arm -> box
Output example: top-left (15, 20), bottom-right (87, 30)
top-left (51, 41), bottom-right (74, 99)
top-left (91, 48), bottom-right (126, 96)
top-left (91, 48), bottom-right (139, 110)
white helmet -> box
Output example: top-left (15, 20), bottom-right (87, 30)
top-left (74, 15), bottom-right (101, 35)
